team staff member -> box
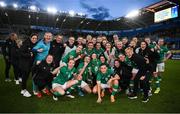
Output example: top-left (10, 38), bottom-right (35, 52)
top-left (10, 34), bottom-right (22, 85)
top-left (20, 33), bottom-right (38, 97)
top-left (2, 33), bottom-right (17, 82)
top-left (49, 34), bottom-right (65, 68)
top-left (33, 55), bottom-right (56, 98)
top-left (136, 41), bottom-right (160, 95)
top-left (125, 47), bottom-right (149, 103)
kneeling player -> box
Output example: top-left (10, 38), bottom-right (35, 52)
top-left (51, 59), bottom-right (83, 101)
top-left (93, 64), bottom-right (120, 103)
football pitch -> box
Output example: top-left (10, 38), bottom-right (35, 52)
top-left (0, 55), bottom-right (180, 113)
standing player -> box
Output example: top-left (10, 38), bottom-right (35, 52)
top-left (154, 39), bottom-right (171, 94)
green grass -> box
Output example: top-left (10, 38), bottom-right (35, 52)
top-left (0, 55), bottom-right (180, 113)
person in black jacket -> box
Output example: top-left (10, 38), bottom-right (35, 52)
top-left (125, 47), bottom-right (149, 103)
top-left (33, 55), bottom-right (56, 98)
top-left (11, 38), bottom-right (23, 85)
top-left (2, 33), bottom-right (17, 82)
top-left (49, 34), bottom-right (65, 68)
top-left (19, 33), bottom-right (38, 97)
top-left (136, 41), bottom-right (160, 94)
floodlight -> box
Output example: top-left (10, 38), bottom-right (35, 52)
top-left (29, 5), bottom-right (37, 12)
top-left (69, 10), bottom-right (75, 16)
top-left (0, 1), bottom-right (7, 7)
top-left (13, 3), bottom-right (18, 8)
top-left (47, 7), bottom-right (57, 14)
top-left (125, 10), bottom-right (139, 18)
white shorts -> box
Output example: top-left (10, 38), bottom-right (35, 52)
top-left (80, 81), bottom-right (88, 88)
top-left (132, 68), bottom-right (139, 74)
top-left (52, 83), bottom-right (67, 90)
top-left (156, 63), bottom-right (165, 72)
top-left (100, 83), bottom-right (110, 89)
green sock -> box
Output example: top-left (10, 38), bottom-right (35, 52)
top-left (111, 84), bottom-right (119, 96)
top-left (155, 77), bottom-right (160, 88)
top-left (158, 75), bottom-right (162, 81)
top-left (67, 81), bottom-right (81, 93)
top-left (32, 81), bottom-right (37, 92)
top-left (53, 92), bottom-right (62, 97)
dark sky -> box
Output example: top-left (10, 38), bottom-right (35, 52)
top-left (5, 0), bottom-right (161, 20)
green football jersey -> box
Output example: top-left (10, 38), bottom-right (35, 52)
top-left (77, 62), bottom-right (92, 81)
top-left (91, 59), bottom-right (101, 74)
top-left (52, 66), bottom-right (76, 85)
top-left (149, 44), bottom-right (156, 49)
top-left (62, 50), bottom-right (78, 63)
top-left (94, 48), bottom-right (104, 57)
top-left (82, 48), bottom-right (95, 56)
top-left (157, 46), bottom-right (169, 63)
top-left (96, 69), bottom-right (113, 84)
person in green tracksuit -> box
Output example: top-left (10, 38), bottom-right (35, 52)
top-left (154, 39), bottom-right (171, 94)
top-left (93, 64), bottom-right (120, 103)
top-left (52, 59), bottom-right (83, 101)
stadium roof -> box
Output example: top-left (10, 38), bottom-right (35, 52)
top-left (0, 0), bottom-right (179, 31)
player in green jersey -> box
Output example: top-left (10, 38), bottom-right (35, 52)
top-left (154, 39), bottom-right (171, 94)
top-left (93, 64), bottom-right (120, 103)
top-left (52, 59), bottom-right (85, 101)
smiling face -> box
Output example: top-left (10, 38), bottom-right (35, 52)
top-left (116, 41), bottom-right (123, 49)
top-left (56, 35), bottom-right (63, 43)
top-left (119, 54), bottom-right (125, 62)
top-left (44, 32), bottom-right (52, 43)
top-left (77, 37), bottom-right (83, 44)
top-left (46, 55), bottom-right (53, 64)
top-left (158, 39), bottom-right (164, 46)
top-left (91, 53), bottom-right (97, 59)
top-left (69, 37), bottom-right (75, 45)
top-left (125, 48), bottom-right (133, 58)
top-left (140, 41), bottom-right (147, 50)
top-left (76, 45), bottom-right (83, 53)
top-left (31, 35), bottom-right (38, 44)
top-left (114, 60), bottom-right (120, 67)
top-left (100, 65), bottom-right (107, 74)
top-left (145, 37), bottom-right (151, 45)
top-left (105, 43), bottom-right (111, 51)
top-left (100, 56), bottom-right (106, 63)
top-left (122, 38), bottom-right (128, 45)
top-left (96, 42), bottom-right (101, 49)
top-left (84, 56), bottom-right (91, 63)
top-left (87, 42), bottom-right (94, 50)
top-left (68, 59), bottom-right (75, 69)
